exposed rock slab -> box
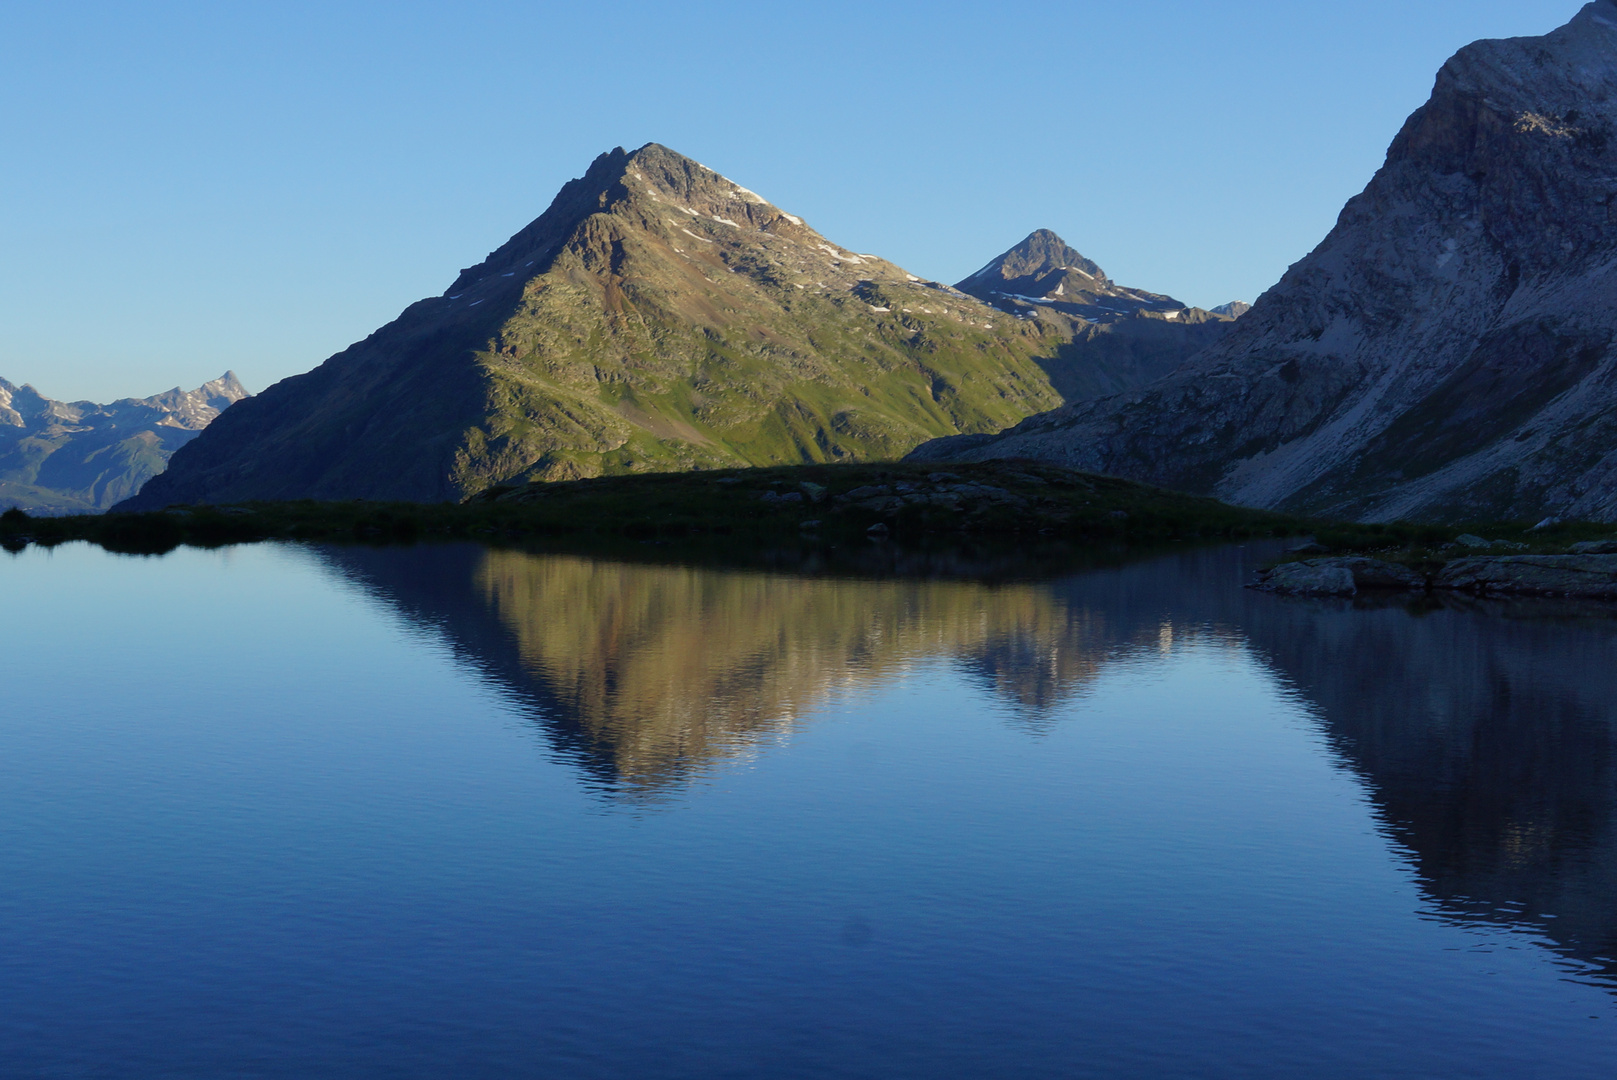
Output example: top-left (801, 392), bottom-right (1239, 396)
top-left (1251, 560), bottom-right (1359, 596)
top-left (1435, 554), bottom-right (1617, 598)
top-left (1254, 551), bottom-right (1617, 600)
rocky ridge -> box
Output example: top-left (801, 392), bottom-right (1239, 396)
top-left (913, 2), bottom-right (1617, 524)
top-left (0, 373), bottom-right (247, 512)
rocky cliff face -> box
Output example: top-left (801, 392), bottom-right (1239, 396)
top-left (914, 2), bottom-right (1617, 523)
top-left (957, 229), bottom-right (1246, 399)
top-left (0, 373), bottom-right (247, 512)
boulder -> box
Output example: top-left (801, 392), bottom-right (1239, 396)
top-left (1251, 560), bottom-right (1359, 597)
top-left (1570, 540), bottom-right (1617, 555)
top-left (1252, 556), bottom-right (1426, 597)
top-left (1334, 557), bottom-right (1427, 590)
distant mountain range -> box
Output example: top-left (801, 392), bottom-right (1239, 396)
top-left (1, 374), bottom-right (247, 513)
top-left (914, 0), bottom-right (1617, 523)
top-left (120, 146), bottom-right (1241, 510)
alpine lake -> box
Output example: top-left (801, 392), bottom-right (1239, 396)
top-left (4, 534), bottom-right (1617, 1079)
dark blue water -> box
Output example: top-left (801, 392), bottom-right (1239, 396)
top-left (2, 540), bottom-right (1615, 1078)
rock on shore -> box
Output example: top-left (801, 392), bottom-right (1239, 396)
top-left (1252, 558), bottom-right (1424, 596)
top-left (1253, 552), bottom-right (1617, 599)
top-left (1435, 554), bottom-right (1617, 599)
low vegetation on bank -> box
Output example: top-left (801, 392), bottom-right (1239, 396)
top-left (8, 461), bottom-right (1613, 586)
top-left (2, 460), bottom-right (1303, 560)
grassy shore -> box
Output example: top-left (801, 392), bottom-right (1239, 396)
top-left (2, 460), bottom-right (1307, 562)
top-left (13, 460), bottom-right (1604, 574)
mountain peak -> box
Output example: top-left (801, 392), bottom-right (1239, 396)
top-left (970, 230), bottom-right (1106, 285)
top-left (198, 371), bottom-right (249, 410)
top-left (445, 142), bottom-right (825, 296)
top-left (955, 230), bottom-right (1207, 325)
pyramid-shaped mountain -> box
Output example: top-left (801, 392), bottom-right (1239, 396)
top-left (962, 229), bottom-right (1164, 317)
top-left (916, 2), bottom-right (1617, 522)
top-left (958, 229), bottom-right (1249, 325)
top-left (126, 146), bottom-right (1103, 508)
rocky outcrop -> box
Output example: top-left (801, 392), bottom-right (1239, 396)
top-left (1436, 553), bottom-right (1617, 597)
top-left (0, 373), bottom-right (247, 513)
top-left (913, 2), bottom-right (1617, 524)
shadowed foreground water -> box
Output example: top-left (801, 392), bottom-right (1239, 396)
top-left (2, 540), bottom-right (1615, 1078)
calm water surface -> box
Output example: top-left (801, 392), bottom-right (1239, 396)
top-left (3, 540), bottom-right (1616, 1078)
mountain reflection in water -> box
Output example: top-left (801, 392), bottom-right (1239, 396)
top-left (317, 542), bottom-right (1617, 997)
top-left (319, 545), bottom-right (1142, 794)
top-left (1251, 591), bottom-right (1617, 992)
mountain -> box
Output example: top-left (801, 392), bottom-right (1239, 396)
top-left (123, 146), bottom-right (1064, 508)
top-left (961, 228), bottom-right (1179, 320)
top-left (954, 229), bottom-right (1245, 400)
top-left (0, 373), bottom-right (248, 513)
top-left (122, 146), bottom-right (1240, 510)
top-left (913, 2), bottom-right (1617, 523)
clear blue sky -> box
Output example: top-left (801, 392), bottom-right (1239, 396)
top-left (0, 0), bottom-right (1583, 402)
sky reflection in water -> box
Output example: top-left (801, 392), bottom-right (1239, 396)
top-left (1, 540), bottom-right (1614, 1078)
